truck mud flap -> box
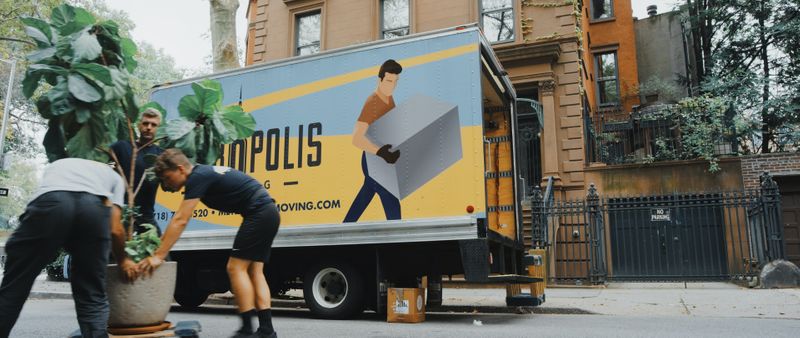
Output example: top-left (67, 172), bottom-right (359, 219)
top-left (459, 239), bottom-right (490, 282)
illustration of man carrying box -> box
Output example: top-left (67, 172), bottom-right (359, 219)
top-left (343, 60), bottom-right (403, 222)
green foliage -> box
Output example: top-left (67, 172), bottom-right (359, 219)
top-left (161, 79), bottom-right (256, 165)
top-left (45, 249), bottom-right (68, 281)
top-left (672, 96), bottom-right (731, 172)
top-left (20, 3), bottom-right (138, 162)
top-left (124, 223), bottom-right (161, 263)
top-left (0, 160), bottom-right (40, 228)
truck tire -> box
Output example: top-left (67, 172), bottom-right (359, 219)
top-left (303, 261), bottom-right (365, 319)
top-left (174, 290), bottom-right (209, 309)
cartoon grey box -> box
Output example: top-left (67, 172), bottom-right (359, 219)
top-left (365, 94), bottom-right (462, 199)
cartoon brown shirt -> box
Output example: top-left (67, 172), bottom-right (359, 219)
top-left (357, 93), bottom-right (395, 125)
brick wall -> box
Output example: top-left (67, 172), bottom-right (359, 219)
top-left (740, 152), bottom-right (800, 190)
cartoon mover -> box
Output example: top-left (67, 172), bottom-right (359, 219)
top-left (343, 59), bottom-right (463, 223)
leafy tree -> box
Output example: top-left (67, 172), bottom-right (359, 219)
top-left (0, 160), bottom-right (40, 229)
top-left (686, 0), bottom-right (800, 153)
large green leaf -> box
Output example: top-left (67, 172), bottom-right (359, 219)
top-left (45, 80), bottom-right (74, 117)
top-left (68, 74), bottom-right (102, 103)
top-left (75, 105), bottom-right (91, 124)
top-left (178, 95), bottom-right (203, 120)
top-left (72, 63), bottom-right (113, 85)
top-left (201, 127), bottom-right (220, 165)
top-left (20, 17), bottom-right (53, 48)
top-left (120, 38), bottom-right (138, 72)
top-left (26, 47), bottom-right (56, 63)
top-left (23, 64), bottom-right (67, 98)
top-left (211, 115), bottom-right (234, 143)
top-left (164, 118), bottom-right (196, 140)
top-left (43, 119), bottom-right (67, 162)
top-left (72, 30), bottom-right (102, 61)
top-left (174, 129), bottom-right (197, 159)
top-left (191, 82), bottom-right (222, 117)
top-left (50, 4), bottom-right (76, 28)
top-left (98, 20), bottom-right (120, 38)
top-left (222, 105), bottom-right (256, 139)
top-left (100, 67), bottom-right (128, 100)
top-left (57, 7), bottom-right (95, 36)
top-left (54, 37), bottom-right (74, 63)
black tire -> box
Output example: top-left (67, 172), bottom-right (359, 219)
top-left (303, 261), bottom-right (365, 319)
top-left (174, 260), bottom-right (208, 309)
top-left (174, 290), bottom-right (209, 309)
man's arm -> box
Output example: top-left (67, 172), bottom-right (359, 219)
top-left (138, 198), bottom-right (200, 276)
top-left (109, 203), bottom-right (137, 281)
top-left (351, 121), bottom-right (379, 154)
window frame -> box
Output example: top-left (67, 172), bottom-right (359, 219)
top-left (589, 0), bottom-right (615, 22)
top-left (294, 9), bottom-right (322, 56)
top-left (478, 0), bottom-right (515, 44)
top-left (594, 51), bottom-right (620, 107)
top-left (380, 0), bottom-right (411, 40)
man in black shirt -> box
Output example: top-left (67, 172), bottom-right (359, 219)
top-left (138, 149), bottom-right (280, 338)
top-left (109, 108), bottom-right (164, 235)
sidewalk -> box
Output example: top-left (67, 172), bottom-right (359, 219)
top-left (25, 275), bottom-right (800, 319)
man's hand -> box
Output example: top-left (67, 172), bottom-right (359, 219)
top-left (137, 255), bottom-right (165, 278)
top-left (377, 144), bottom-right (400, 164)
top-left (119, 258), bottom-right (138, 283)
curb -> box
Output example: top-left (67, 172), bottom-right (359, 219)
top-left (28, 291), bottom-right (73, 300)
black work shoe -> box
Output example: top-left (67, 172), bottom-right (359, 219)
top-left (230, 329), bottom-right (255, 338)
top-left (255, 328), bottom-right (278, 338)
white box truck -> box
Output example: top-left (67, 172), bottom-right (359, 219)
top-left (149, 25), bottom-right (543, 319)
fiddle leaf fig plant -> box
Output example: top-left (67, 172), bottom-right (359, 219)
top-left (21, 4), bottom-right (256, 262)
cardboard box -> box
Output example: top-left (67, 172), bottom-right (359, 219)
top-left (365, 94), bottom-right (462, 199)
top-left (387, 287), bottom-right (425, 323)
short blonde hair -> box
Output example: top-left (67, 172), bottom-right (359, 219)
top-left (140, 108), bottom-right (162, 123)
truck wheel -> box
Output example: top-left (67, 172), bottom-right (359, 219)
top-left (303, 261), bottom-right (365, 319)
top-left (174, 290), bottom-right (209, 309)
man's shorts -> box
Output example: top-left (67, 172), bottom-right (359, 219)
top-left (231, 201), bottom-right (280, 263)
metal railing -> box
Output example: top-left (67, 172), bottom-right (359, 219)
top-left (585, 104), bottom-right (737, 165)
top-left (532, 172), bottom-right (786, 285)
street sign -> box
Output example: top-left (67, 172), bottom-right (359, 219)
top-left (0, 188), bottom-right (8, 197)
top-left (650, 208), bottom-right (671, 222)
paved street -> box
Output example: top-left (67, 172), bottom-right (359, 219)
top-left (9, 298), bottom-right (800, 338)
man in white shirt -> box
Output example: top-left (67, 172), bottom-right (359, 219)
top-left (0, 158), bottom-right (137, 338)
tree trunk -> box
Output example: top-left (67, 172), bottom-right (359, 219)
top-left (759, 4), bottom-right (772, 154)
top-left (210, 0), bottom-right (240, 72)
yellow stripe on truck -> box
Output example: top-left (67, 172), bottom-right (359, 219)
top-left (241, 44), bottom-right (479, 112)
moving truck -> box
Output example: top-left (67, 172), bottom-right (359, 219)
top-left (150, 25), bottom-right (543, 319)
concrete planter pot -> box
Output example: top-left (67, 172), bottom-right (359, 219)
top-left (106, 261), bottom-right (177, 329)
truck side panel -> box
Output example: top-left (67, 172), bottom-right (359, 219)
top-left (150, 30), bottom-right (486, 233)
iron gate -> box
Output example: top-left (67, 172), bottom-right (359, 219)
top-left (530, 173), bottom-right (786, 284)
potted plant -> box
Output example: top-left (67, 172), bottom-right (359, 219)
top-left (20, 4), bottom-right (254, 333)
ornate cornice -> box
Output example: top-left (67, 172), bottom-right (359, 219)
top-left (494, 42), bottom-right (562, 65)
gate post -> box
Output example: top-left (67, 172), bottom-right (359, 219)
top-left (760, 172), bottom-right (786, 261)
top-left (531, 185), bottom-right (545, 248)
top-left (587, 183), bottom-right (607, 284)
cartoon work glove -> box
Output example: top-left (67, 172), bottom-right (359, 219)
top-left (377, 144), bottom-right (401, 164)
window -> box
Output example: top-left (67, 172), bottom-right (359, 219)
top-left (381, 0), bottom-right (410, 39)
top-left (295, 10), bottom-right (321, 56)
top-left (590, 0), bottom-right (614, 20)
top-left (480, 0), bottom-right (514, 43)
top-left (594, 52), bottom-right (619, 106)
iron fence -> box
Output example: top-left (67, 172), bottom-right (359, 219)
top-left (531, 173), bottom-right (786, 284)
top-left (585, 105), bottom-right (737, 165)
